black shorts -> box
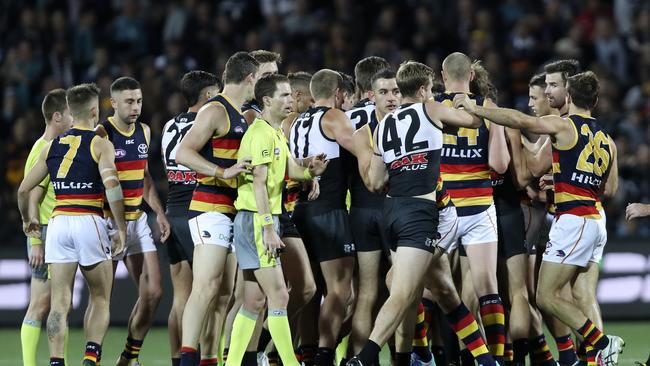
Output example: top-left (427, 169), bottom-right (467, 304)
top-left (381, 197), bottom-right (439, 254)
top-left (279, 211), bottom-right (300, 238)
top-left (350, 206), bottom-right (383, 252)
top-left (292, 203), bottom-right (355, 262)
top-left (496, 208), bottom-right (527, 259)
top-left (167, 214), bottom-right (194, 265)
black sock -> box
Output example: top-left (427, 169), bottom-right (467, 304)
top-left (316, 347), bottom-right (334, 366)
top-left (432, 345), bottom-right (446, 365)
top-left (338, 357), bottom-right (349, 366)
top-left (395, 352), bottom-right (411, 366)
top-left (513, 339), bottom-right (528, 363)
top-left (50, 358), bottom-right (65, 366)
top-left (413, 346), bottom-right (432, 362)
top-left (357, 340), bottom-right (382, 365)
top-left (243, 351), bottom-right (257, 366)
top-left (258, 328), bottom-right (273, 352)
top-left (460, 348), bottom-right (474, 365)
top-left (180, 347), bottom-right (199, 366)
top-left (172, 357), bottom-right (180, 366)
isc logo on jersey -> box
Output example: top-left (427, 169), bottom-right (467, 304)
top-left (390, 153), bottom-right (429, 171)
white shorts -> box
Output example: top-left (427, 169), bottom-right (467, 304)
top-left (437, 206), bottom-right (460, 253)
top-left (188, 212), bottom-right (234, 249)
top-left (109, 213), bottom-right (157, 261)
top-left (45, 215), bottom-right (112, 266)
top-left (456, 204), bottom-right (498, 246)
top-left (543, 212), bottom-right (607, 267)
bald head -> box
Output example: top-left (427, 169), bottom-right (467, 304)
top-left (310, 69), bottom-right (343, 100)
top-left (442, 52), bottom-right (472, 82)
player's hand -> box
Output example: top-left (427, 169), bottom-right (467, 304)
top-left (112, 229), bottom-right (126, 258)
top-left (626, 203), bottom-right (650, 221)
top-left (22, 218), bottom-right (41, 239)
top-left (453, 93), bottom-right (476, 112)
top-left (308, 178), bottom-right (320, 201)
top-left (29, 244), bottom-right (44, 268)
top-left (308, 153), bottom-right (329, 177)
top-left (157, 213), bottom-right (171, 243)
top-left (539, 174), bottom-right (554, 191)
top-left (223, 158), bottom-right (252, 179)
top-left (263, 225), bottom-right (285, 260)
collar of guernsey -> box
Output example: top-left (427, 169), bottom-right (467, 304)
top-left (24, 137), bottom-right (55, 225)
top-left (552, 114), bottom-right (609, 219)
top-left (235, 117), bottom-right (288, 215)
top-left (102, 117), bottom-right (149, 221)
top-left (435, 92), bottom-right (493, 217)
top-left (189, 93), bottom-right (248, 218)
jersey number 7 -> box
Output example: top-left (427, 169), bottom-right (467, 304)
top-left (56, 135), bottom-right (81, 179)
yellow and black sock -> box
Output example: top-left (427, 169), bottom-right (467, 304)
top-left (172, 357), bottom-right (180, 366)
top-left (121, 337), bottom-right (143, 360)
top-left (555, 334), bottom-right (578, 365)
top-left (84, 342), bottom-right (102, 365)
top-left (412, 302), bottom-right (432, 362)
top-left (479, 294), bottom-right (506, 361)
top-left (578, 319), bottom-right (609, 351)
top-left (529, 334), bottom-right (556, 365)
top-left (504, 342), bottom-right (514, 362)
top-left (446, 302), bottom-right (496, 366)
top-left (200, 356), bottom-right (218, 366)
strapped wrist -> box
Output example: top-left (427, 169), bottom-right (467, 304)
top-left (256, 213), bottom-right (274, 226)
top-left (303, 168), bottom-right (313, 180)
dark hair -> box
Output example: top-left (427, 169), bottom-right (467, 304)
top-left (66, 83), bottom-right (100, 119)
top-left (529, 73), bottom-right (546, 88)
top-left (543, 59), bottom-right (581, 83)
top-left (370, 69), bottom-right (396, 89)
top-left (310, 69), bottom-right (343, 100)
top-left (354, 56), bottom-right (390, 93)
top-left (254, 74), bottom-right (290, 103)
top-left (396, 61), bottom-right (434, 98)
top-left (224, 51), bottom-right (260, 84)
top-left (181, 70), bottom-right (220, 106)
top-left (110, 76), bottom-right (140, 94)
top-left (249, 50), bottom-right (282, 64)
top-left (470, 60), bottom-right (497, 102)
top-left (288, 71), bottom-right (312, 92)
top-left (41, 88), bottom-right (67, 122)
top-left (566, 71), bottom-right (599, 110)
top-left (339, 71), bottom-right (355, 96)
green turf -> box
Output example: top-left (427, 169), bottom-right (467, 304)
top-left (0, 322), bottom-right (646, 365)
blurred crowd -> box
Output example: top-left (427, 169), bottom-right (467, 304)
top-left (1, 0), bottom-right (649, 244)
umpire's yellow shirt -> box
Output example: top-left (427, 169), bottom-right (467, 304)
top-left (235, 118), bottom-right (289, 214)
top-left (24, 137), bottom-right (55, 244)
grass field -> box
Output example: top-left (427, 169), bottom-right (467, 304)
top-left (0, 322), bottom-right (646, 365)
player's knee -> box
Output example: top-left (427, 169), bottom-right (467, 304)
top-left (300, 280), bottom-right (317, 305)
top-left (535, 286), bottom-right (556, 313)
top-left (243, 294), bottom-right (267, 314)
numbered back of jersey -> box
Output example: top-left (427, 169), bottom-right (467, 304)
top-left (290, 107), bottom-right (340, 160)
top-left (378, 104), bottom-right (442, 164)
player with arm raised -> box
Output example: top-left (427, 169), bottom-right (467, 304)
top-left (456, 71), bottom-right (624, 365)
top-left (18, 83), bottom-right (127, 366)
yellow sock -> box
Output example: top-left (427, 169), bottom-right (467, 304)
top-left (268, 309), bottom-right (300, 366)
top-left (227, 309), bottom-right (258, 366)
top-left (21, 320), bottom-right (41, 366)
top-left (336, 335), bottom-right (349, 365)
top-left (64, 329), bottom-right (69, 366)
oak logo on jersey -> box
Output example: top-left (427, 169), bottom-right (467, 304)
top-left (390, 153), bottom-right (429, 171)
top-left (167, 170), bottom-right (197, 183)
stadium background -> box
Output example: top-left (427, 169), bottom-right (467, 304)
top-left (0, 0), bottom-right (648, 363)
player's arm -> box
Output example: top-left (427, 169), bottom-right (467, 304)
top-left (93, 137), bottom-right (127, 256)
top-left (505, 128), bottom-right (533, 188)
top-left (177, 103), bottom-right (250, 179)
top-left (287, 153), bottom-right (328, 181)
top-left (17, 144), bottom-right (51, 238)
top-left (322, 108), bottom-right (357, 157)
top-left (243, 109), bottom-right (258, 125)
top-left (142, 124), bottom-right (170, 242)
top-left (485, 98), bottom-right (510, 174)
top-left (601, 136), bottom-right (618, 199)
top-left (353, 125), bottom-right (376, 188)
top-left (425, 99), bottom-right (481, 129)
top-left (365, 127), bottom-right (388, 192)
top-left (523, 135), bottom-right (553, 177)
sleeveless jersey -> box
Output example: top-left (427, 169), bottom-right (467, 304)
top-left (242, 99), bottom-right (263, 114)
top-left (46, 127), bottom-right (104, 217)
top-left (101, 118), bottom-right (148, 221)
top-left (552, 114), bottom-right (611, 219)
top-left (162, 112), bottom-right (197, 216)
top-left (376, 103), bottom-right (443, 197)
top-left (345, 99), bottom-right (384, 207)
top-left (436, 92), bottom-right (493, 216)
top-left (290, 106), bottom-right (347, 207)
top-left (189, 94), bottom-right (247, 218)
